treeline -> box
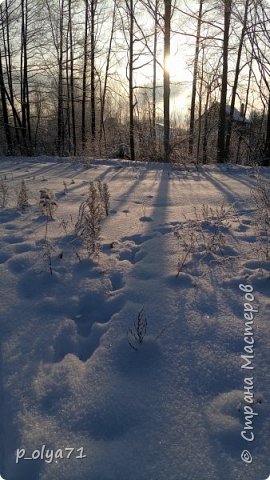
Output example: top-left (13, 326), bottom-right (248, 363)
top-left (0, 0), bottom-right (269, 165)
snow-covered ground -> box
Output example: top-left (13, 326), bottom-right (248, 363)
top-left (0, 157), bottom-right (269, 480)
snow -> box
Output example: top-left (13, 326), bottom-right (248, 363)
top-left (0, 156), bottom-right (269, 480)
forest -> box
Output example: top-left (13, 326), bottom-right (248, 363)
top-left (0, 0), bottom-right (270, 165)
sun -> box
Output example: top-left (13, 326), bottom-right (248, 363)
top-left (164, 53), bottom-right (192, 83)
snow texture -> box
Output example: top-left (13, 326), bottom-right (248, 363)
top-left (0, 157), bottom-right (269, 480)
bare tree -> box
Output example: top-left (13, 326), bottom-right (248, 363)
top-left (217, 0), bottom-right (232, 163)
top-left (225, 0), bottom-right (250, 160)
top-left (189, 0), bottom-right (204, 156)
top-left (247, 1), bottom-right (270, 166)
top-left (0, 47), bottom-right (12, 153)
top-left (57, 0), bottom-right (65, 155)
top-left (68, 0), bottom-right (76, 155)
top-left (82, 0), bottom-right (89, 152)
top-left (90, 0), bottom-right (97, 142)
top-left (99, 1), bottom-right (117, 145)
top-left (164, 0), bottom-right (171, 162)
top-left (20, 0), bottom-right (33, 152)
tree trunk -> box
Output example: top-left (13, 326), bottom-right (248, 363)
top-left (82, 0), bottom-right (88, 151)
top-left (57, 0), bottom-right (64, 155)
top-left (225, 0), bottom-right (249, 160)
top-left (99, 1), bottom-right (116, 145)
top-left (164, 0), bottom-right (171, 162)
top-left (152, 0), bottom-right (159, 148)
top-left (2, 1), bottom-right (20, 149)
top-left (217, 0), bottom-right (231, 163)
top-left (19, 0), bottom-right (32, 153)
top-left (129, 0), bottom-right (135, 161)
top-left (0, 2), bottom-right (26, 152)
top-left (263, 96), bottom-right (270, 166)
top-left (202, 88), bottom-right (210, 164)
top-left (90, 0), bottom-right (96, 142)
top-left (0, 48), bottom-right (13, 154)
top-left (69, 0), bottom-right (76, 155)
top-left (21, 0), bottom-right (26, 149)
top-left (196, 49), bottom-right (204, 163)
top-left (24, 0), bottom-right (31, 146)
top-left (189, 0), bottom-right (203, 156)
top-left (65, 26), bottom-right (71, 151)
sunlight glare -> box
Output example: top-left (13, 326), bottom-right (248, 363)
top-left (164, 55), bottom-right (171, 75)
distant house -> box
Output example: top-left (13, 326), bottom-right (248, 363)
top-left (225, 104), bottom-right (250, 125)
top-left (196, 102), bottom-right (250, 162)
top-left (155, 122), bottom-right (180, 139)
top-left (198, 102), bottom-right (250, 131)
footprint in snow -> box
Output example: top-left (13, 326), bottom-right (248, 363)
top-left (7, 256), bottom-right (32, 274)
top-left (73, 292), bottom-right (125, 336)
top-left (153, 221), bottom-right (180, 236)
top-left (3, 223), bottom-right (17, 231)
top-left (139, 216), bottom-right (153, 222)
top-left (0, 253), bottom-right (10, 264)
top-left (3, 234), bottom-right (25, 244)
top-left (122, 233), bottom-right (156, 245)
top-left (53, 295), bottom-right (125, 362)
top-left (109, 271), bottom-right (125, 291)
top-left (15, 243), bottom-right (33, 253)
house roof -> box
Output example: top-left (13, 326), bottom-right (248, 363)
top-left (197, 103), bottom-right (250, 124)
top-left (225, 105), bottom-right (249, 123)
